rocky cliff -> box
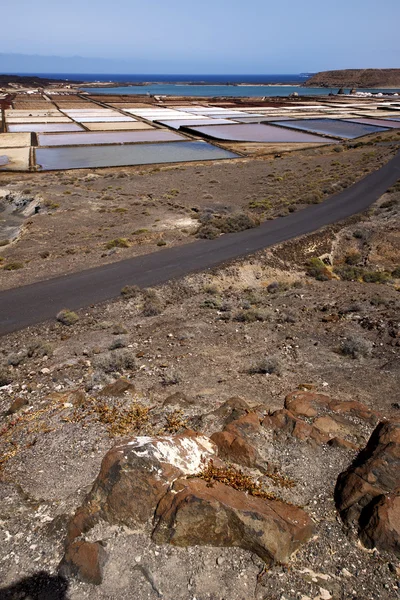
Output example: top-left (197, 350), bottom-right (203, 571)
top-left (304, 68), bottom-right (400, 89)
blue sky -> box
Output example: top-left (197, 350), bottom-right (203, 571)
top-left (2, 0), bottom-right (399, 73)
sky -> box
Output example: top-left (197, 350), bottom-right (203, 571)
top-left (1, 0), bottom-right (399, 73)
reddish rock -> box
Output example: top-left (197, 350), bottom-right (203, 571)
top-left (328, 400), bottom-right (381, 426)
top-left (328, 437), bottom-right (359, 451)
top-left (211, 430), bottom-right (257, 467)
top-left (313, 415), bottom-right (353, 438)
top-left (284, 391), bottom-right (330, 418)
top-left (210, 412), bottom-right (261, 467)
top-left (335, 420), bottom-right (400, 555)
top-left (360, 493), bottom-right (400, 557)
top-left (152, 478), bottom-right (314, 565)
top-left (59, 541), bottom-right (107, 585)
top-left (262, 409), bottom-right (329, 446)
top-left (98, 377), bottom-right (135, 397)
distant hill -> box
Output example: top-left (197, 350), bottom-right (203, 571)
top-left (0, 74), bottom-right (82, 87)
top-left (304, 69), bottom-right (400, 89)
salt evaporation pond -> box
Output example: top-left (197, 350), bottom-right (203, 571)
top-left (38, 130), bottom-right (186, 146)
top-left (186, 123), bottom-right (333, 143)
top-left (35, 141), bottom-right (238, 170)
top-left (270, 118), bottom-right (389, 139)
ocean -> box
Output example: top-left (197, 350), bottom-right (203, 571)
top-left (14, 73), bottom-right (400, 97)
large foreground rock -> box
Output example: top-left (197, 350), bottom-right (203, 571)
top-left (61, 432), bottom-right (216, 583)
top-left (153, 477), bottom-right (314, 564)
top-left (335, 420), bottom-right (400, 556)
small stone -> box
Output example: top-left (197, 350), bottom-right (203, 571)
top-left (41, 368), bottom-right (50, 375)
top-left (217, 556), bottom-right (225, 566)
top-left (6, 397), bottom-right (29, 415)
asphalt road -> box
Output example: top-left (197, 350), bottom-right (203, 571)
top-left (1, 149), bottom-right (399, 336)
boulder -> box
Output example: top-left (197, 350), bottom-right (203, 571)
top-left (360, 493), bottom-right (400, 556)
top-left (211, 412), bottom-right (261, 467)
top-left (284, 391), bottom-right (330, 418)
top-left (61, 432), bottom-right (216, 584)
top-left (335, 420), bottom-right (400, 555)
top-left (153, 478), bottom-right (314, 565)
top-left (59, 541), bottom-right (106, 585)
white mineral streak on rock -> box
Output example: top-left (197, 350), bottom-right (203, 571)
top-left (116, 435), bottom-right (215, 475)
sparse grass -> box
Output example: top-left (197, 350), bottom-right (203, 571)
top-left (0, 239), bottom-right (9, 247)
top-left (194, 459), bottom-right (281, 501)
top-left (161, 368), bottom-right (182, 386)
top-left (121, 285), bottom-right (140, 299)
top-left (249, 356), bottom-right (282, 376)
top-left (93, 349), bottom-right (137, 373)
top-left (142, 289), bottom-right (163, 316)
top-left (56, 309), bottom-right (79, 326)
top-left (72, 396), bottom-right (150, 438)
top-left (339, 335), bottom-right (373, 359)
top-left (164, 410), bottom-right (188, 433)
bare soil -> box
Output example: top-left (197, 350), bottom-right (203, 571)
top-left (0, 184), bottom-right (399, 599)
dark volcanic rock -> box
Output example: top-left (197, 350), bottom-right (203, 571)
top-left (335, 420), bottom-right (400, 555)
top-left (59, 541), bottom-right (107, 585)
top-left (152, 477), bottom-right (314, 565)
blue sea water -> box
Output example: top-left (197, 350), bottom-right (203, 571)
top-left (14, 73), bottom-right (400, 97)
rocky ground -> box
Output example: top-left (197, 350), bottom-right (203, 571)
top-left (0, 166), bottom-right (399, 598)
top-left (0, 128), bottom-right (399, 290)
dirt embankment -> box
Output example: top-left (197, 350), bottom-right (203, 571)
top-left (304, 69), bottom-right (400, 89)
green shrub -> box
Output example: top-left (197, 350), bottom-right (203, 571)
top-left (56, 309), bottom-right (79, 326)
top-left (3, 261), bottom-right (23, 271)
top-left (391, 266), bottom-right (400, 278)
top-left (197, 212), bottom-right (258, 239)
top-left (345, 251), bottom-right (362, 265)
top-left (333, 265), bottom-right (364, 281)
top-left (105, 238), bottom-right (129, 249)
top-left (306, 258), bottom-right (331, 281)
top-left (362, 271), bottom-right (391, 284)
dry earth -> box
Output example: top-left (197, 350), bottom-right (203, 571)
top-left (0, 179), bottom-right (399, 598)
top-left (0, 128), bottom-right (399, 290)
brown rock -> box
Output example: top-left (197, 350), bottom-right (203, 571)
top-left (65, 432), bottom-right (217, 547)
top-left (59, 541), bottom-right (107, 585)
top-left (328, 437), bottom-right (359, 451)
top-left (360, 494), bottom-right (400, 557)
top-left (328, 400), bottom-right (381, 425)
top-left (153, 478), bottom-right (314, 565)
top-left (313, 415), bottom-right (353, 438)
top-left (212, 397), bottom-right (253, 427)
top-left (98, 377), bottom-right (135, 397)
top-left (211, 430), bottom-right (257, 467)
top-left (335, 420), bottom-right (400, 555)
top-left (5, 397), bottom-right (29, 415)
top-left (262, 409), bottom-right (329, 445)
top-left (284, 391), bottom-right (330, 418)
